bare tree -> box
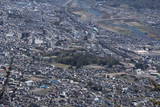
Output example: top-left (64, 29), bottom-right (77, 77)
top-left (0, 57), bottom-right (14, 99)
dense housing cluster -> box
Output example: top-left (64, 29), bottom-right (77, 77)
top-left (0, 0), bottom-right (160, 107)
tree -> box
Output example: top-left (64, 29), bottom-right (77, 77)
top-left (0, 57), bottom-right (14, 106)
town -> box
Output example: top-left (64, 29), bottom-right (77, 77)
top-left (0, 0), bottom-right (160, 107)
